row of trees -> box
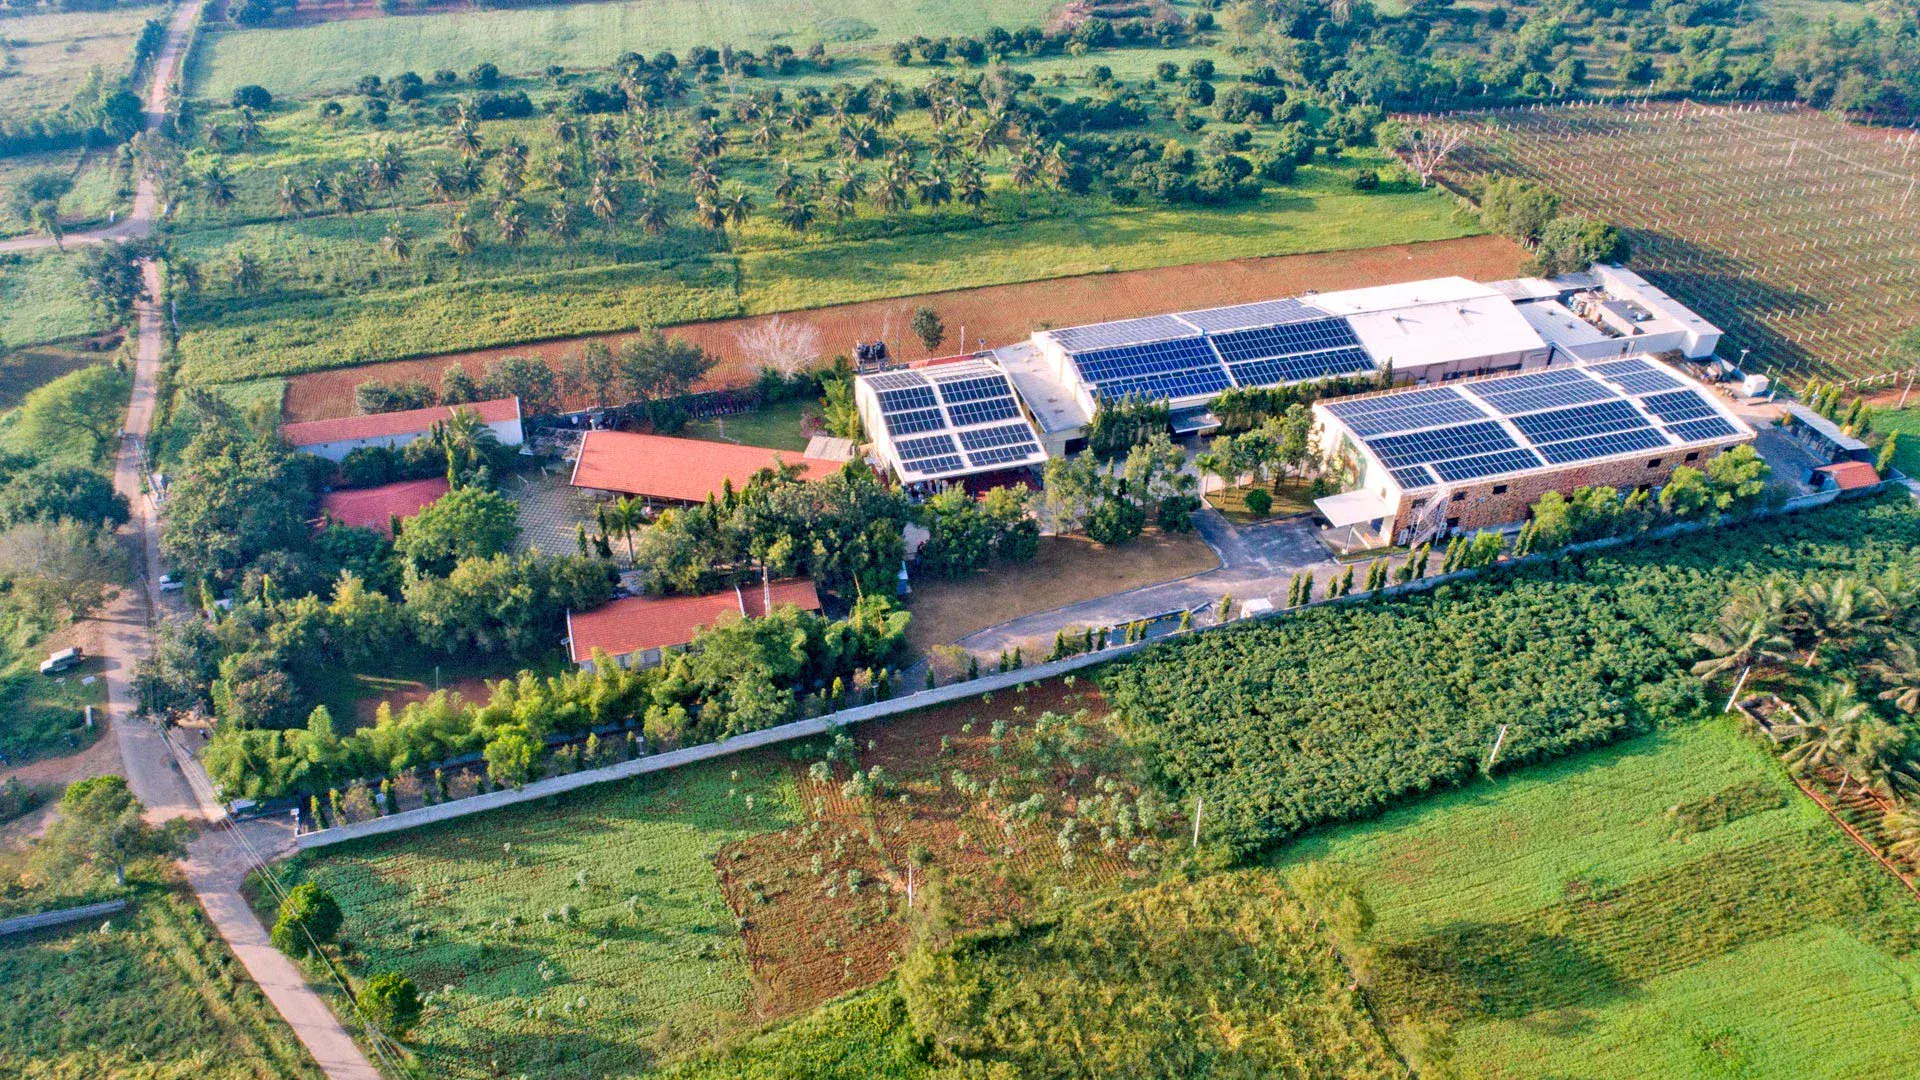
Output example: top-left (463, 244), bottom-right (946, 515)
top-left (1044, 434), bottom-right (1198, 544)
top-left (1511, 445), bottom-right (1775, 556)
top-left (1477, 177), bottom-right (1629, 275)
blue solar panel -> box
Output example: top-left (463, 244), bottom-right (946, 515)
top-left (1071, 337), bottom-right (1220, 386)
top-left (1510, 400), bottom-right (1649, 444)
top-left (957, 423), bottom-right (1037, 452)
top-left (1534, 426), bottom-right (1670, 465)
top-left (866, 371), bottom-right (929, 391)
top-left (1666, 417), bottom-right (1740, 442)
top-left (1470, 368), bottom-right (1592, 395)
top-left (1052, 314), bottom-right (1194, 353)
top-left (1369, 421), bottom-right (1519, 469)
top-left (878, 386), bottom-right (938, 413)
top-left (884, 408), bottom-right (946, 435)
top-left (967, 444), bottom-right (1041, 469)
top-left (932, 374), bottom-right (1014, 404)
top-left (907, 455), bottom-right (965, 476)
top-left (1390, 465), bottom-right (1438, 489)
top-left (894, 433), bottom-right (959, 461)
top-left (1332, 396), bottom-right (1490, 438)
top-left (945, 397), bottom-right (1020, 427)
top-left (1093, 365), bottom-right (1233, 403)
top-left (1177, 298), bottom-right (1326, 333)
top-left (1227, 347), bottom-right (1374, 389)
top-left (1639, 389), bottom-right (1718, 424)
top-left (1590, 359), bottom-right (1652, 377)
top-left (1470, 378), bottom-right (1615, 416)
top-left (1430, 448), bottom-right (1545, 482)
top-left (1610, 369), bottom-right (1685, 394)
top-left (1327, 386), bottom-right (1465, 418)
top-left (1209, 319), bottom-right (1360, 363)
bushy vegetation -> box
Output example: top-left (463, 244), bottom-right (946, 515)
top-left (1105, 494), bottom-right (1920, 855)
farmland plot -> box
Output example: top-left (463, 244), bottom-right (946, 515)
top-left (1415, 101), bottom-right (1920, 381)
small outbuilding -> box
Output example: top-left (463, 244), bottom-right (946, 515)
top-left (317, 476), bottom-right (451, 537)
top-left (569, 430), bottom-right (842, 504)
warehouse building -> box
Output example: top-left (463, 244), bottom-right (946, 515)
top-left (854, 356), bottom-right (1050, 490)
top-left (1310, 355), bottom-right (1754, 551)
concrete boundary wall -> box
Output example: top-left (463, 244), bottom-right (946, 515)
top-left (0, 899), bottom-right (130, 937)
top-left (291, 484), bottom-right (1874, 853)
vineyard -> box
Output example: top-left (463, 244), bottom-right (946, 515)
top-left (1105, 492), bottom-right (1920, 855)
top-left (1414, 101), bottom-right (1920, 381)
top-left (1278, 720), bottom-right (1920, 1078)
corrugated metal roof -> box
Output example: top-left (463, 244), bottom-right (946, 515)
top-left (281, 398), bottom-right (520, 448)
top-left (566, 579), bottom-right (822, 663)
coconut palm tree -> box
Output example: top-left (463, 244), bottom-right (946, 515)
top-left (382, 221), bottom-right (413, 262)
top-left (591, 143), bottom-right (621, 176)
top-left (591, 117), bottom-right (618, 145)
top-left (1883, 808), bottom-right (1920, 864)
top-left (634, 197), bottom-right (668, 235)
top-left (308, 172), bottom-right (335, 210)
top-left (549, 111), bottom-right (581, 147)
top-left (445, 214), bottom-right (479, 257)
top-left (1786, 576), bottom-right (1893, 667)
top-left (688, 162), bottom-right (720, 199)
top-left (231, 251), bottom-right (262, 294)
top-left (606, 495), bottom-right (644, 562)
top-left (1866, 638), bottom-right (1920, 715)
top-left (1689, 604), bottom-right (1794, 679)
top-left (333, 175), bottom-right (368, 215)
top-left (451, 158), bottom-right (484, 197)
top-left (367, 140), bottom-right (407, 194)
top-left (199, 160), bottom-right (235, 216)
top-left (587, 178), bottom-right (619, 224)
top-left (424, 165), bottom-right (457, 203)
top-left (632, 150), bottom-right (663, 187)
top-left (956, 159), bottom-right (987, 212)
top-left (434, 406), bottom-right (499, 486)
top-left (778, 196), bottom-right (816, 234)
top-left (547, 199), bottom-right (582, 242)
top-left (235, 107), bottom-right (260, 145)
top-left (751, 117), bottom-right (781, 151)
top-left (690, 120), bottom-right (727, 159)
top-left (1849, 718), bottom-right (1920, 802)
top-left (276, 174), bottom-right (310, 220)
top-left (917, 169), bottom-right (953, 209)
top-left (1780, 682), bottom-right (1873, 792)
top-left (494, 199), bottom-right (527, 245)
top-left (1009, 149), bottom-right (1040, 190)
top-left (694, 194), bottom-right (726, 231)
top-left (772, 161), bottom-right (801, 202)
top-left (871, 169), bottom-right (909, 216)
top-left (838, 121), bottom-right (881, 160)
top-left (720, 185), bottom-right (755, 231)
top-left (448, 116), bottom-right (482, 158)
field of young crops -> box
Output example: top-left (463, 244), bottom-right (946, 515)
top-left (0, 882), bottom-right (324, 1079)
top-left (279, 757), bottom-right (797, 1078)
top-left (1278, 720), bottom-right (1920, 1078)
top-left (1104, 492), bottom-right (1920, 855)
top-left (0, 250), bottom-right (115, 349)
top-left (1415, 101), bottom-right (1920, 382)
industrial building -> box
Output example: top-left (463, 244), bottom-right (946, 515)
top-left (1310, 355), bottom-right (1754, 551)
top-left (853, 356), bottom-right (1050, 489)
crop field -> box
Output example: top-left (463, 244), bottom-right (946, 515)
top-left (0, 150), bottom-right (130, 238)
top-left (288, 679), bottom-right (1175, 1076)
top-left (189, 0), bottom-right (1066, 101)
top-left (0, 250), bottom-right (115, 349)
top-left (0, 336), bottom-right (117, 410)
top-left (1416, 101), bottom-right (1920, 381)
top-left (0, 5), bottom-right (165, 124)
top-left (0, 880), bottom-right (325, 1079)
top-left (1277, 720), bottom-right (1920, 1079)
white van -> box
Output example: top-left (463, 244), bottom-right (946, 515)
top-left (40, 647), bottom-right (84, 675)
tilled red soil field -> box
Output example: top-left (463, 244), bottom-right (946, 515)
top-left (282, 235), bottom-right (1525, 421)
top-left (711, 678), bottom-right (1173, 1021)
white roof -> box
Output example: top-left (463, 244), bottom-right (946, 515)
top-left (994, 343), bottom-right (1092, 434)
top-left (1517, 299), bottom-right (1614, 348)
top-left (1593, 265), bottom-right (1720, 337)
top-left (1316, 489), bottom-right (1399, 527)
top-left (1343, 293), bottom-right (1546, 373)
top-left (1304, 276), bottom-right (1503, 316)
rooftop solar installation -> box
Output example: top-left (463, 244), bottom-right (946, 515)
top-left (1177, 297), bottom-right (1326, 333)
top-left (858, 358), bottom-right (1050, 482)
top-left (1049, 314), bottom-right (1195, 352)
top-left (1226, 346), bottom-right (1374, 389)
top-left (1320, 358), bottom-right (1751, 492)
top-left (1209, 319), bottom-right (1360, 363)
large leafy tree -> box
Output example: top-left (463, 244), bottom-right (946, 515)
top-left (393, 487), bottom-right (519, 576)
top-left (35, 777), bottom-right (191, 887)
top-left (14, 365), bottom-right (132, 464)
top-left (0, 462), bottom-right (129, 530)
top-left (160, 429), bottom-right (315, 584)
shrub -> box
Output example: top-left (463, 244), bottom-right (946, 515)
top-left (356, 972), bottom-right (422, 1038)
top-left (231, 85), bottom-right (274, 111)
top-left (1242, 488), bottom-right (1273, 516)
top-left (270, 882), bottom-right (342, 958)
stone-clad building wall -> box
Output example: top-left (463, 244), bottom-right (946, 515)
top-left (1391, 441), bottom-right (1736, 538)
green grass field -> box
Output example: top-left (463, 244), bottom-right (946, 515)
top-left (0, 878), bottom-right (324, 1079)
top-left (1871, 407), bottom-right (1920, 476)
top-left (0, 150), bottom-right (131, 239)
top-left (0, 339), bottom-right (114, 410)
top-left (682, 398), bottom-right (813, 451)
top-left (0, 251), bottom-right (116, 350)
top-left (189, 0), bottom-right (1064, 101)
top-left (1276, 720), bottom-right (1920, 1079)
top-left (0, 5), bottom-right (165, 124)
top-left (276, 754), bottom-right (799, 1078)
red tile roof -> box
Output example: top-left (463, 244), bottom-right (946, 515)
top-left (566, 579), bottom-right (822, 663)
top-left (281, 398), bottom-right (520, 449)
top-left (318, 477), bottom-right (451, 536)
top-left (569, 430), bottom-right (842, 502)
top-left (1816, 460), bottom-right (1881, 491)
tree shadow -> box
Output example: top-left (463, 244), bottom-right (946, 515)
top-left (1373, 919), bottom-right (1632, 1024)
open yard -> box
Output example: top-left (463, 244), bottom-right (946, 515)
top-left (1419, 101), bottom-right (1920, 382)
top-left (1276, 720), bottom-right (1920, 1079)
top-left (900, 527), bottom-right (1219, 658)
top-left (0, 150), bottom-right (131, 239)
top-left (188, 0), bottom-right (1065, 101)
top-left (681, 398), bottom-right (814, 452)
top-left (1203, 478), bottom-right (1318, 522)
top-left (0, 5), bottom-right (165, 124)
top-left (0, 250), bottom-right (116, 350)
top-left (0, 877), bottom-right (324, 1079)
top-left (280, 235), bottom-right (1523, 422)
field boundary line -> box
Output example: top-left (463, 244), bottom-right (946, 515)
top-left (0, 899), bottom-right (131, 937)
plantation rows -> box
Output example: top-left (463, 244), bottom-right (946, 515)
top-left (1105, 494), bottom-right (1920, 855)
top-left (1413, 101), bottom-right (1920, 380)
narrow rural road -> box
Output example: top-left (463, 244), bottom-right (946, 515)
top-left (0, 0), bottom-right (202, 255)
top-left (45, 6), bottom-right (386, 1077)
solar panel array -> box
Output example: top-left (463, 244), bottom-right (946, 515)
top-left (1324, 359), bottom-right (1748, 492)
top-left (1047, 296), bottom-right (1387, 404)
top-left (863, 361), bottom-right (1049, 482)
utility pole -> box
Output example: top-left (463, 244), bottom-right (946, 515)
top-left (1191, 795), bottom-right (1203, 849)
top-left (1484, 724), bottom-right (1509, 777)
top-left (1725, 663), bottom-right (1753, 715)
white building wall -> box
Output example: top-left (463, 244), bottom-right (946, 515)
top-left (299, 416), bottom-right (524, 463)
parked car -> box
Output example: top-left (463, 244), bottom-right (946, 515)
top-left (40, 647), bottom-right (84, 675)
top-left (158, 573), bottom-right (184, 592)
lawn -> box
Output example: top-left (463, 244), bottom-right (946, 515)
top-left (0, 251), bottom-right (117, 350)
top-left (1871, 406), bottom-right (1920, 476)
top-left (0, 5), bottom-right (166, 125)
top-left (1203, 478), bottom-right (1318, 521)
top-left (900, 528), bottom-right (1219, 658)
top-left (0, 876), bottom-right (325, 1079)
top-left (681, 398), bottom-right (814, 452)
top-left (0, 595), bottom-right (109, 767)
top-left (1274, 720), bottom-right (1920, 1079)
top-left (189, 0), bottom-right (1064, 101)
top-left (276, 754), bottom-right (802, 1078)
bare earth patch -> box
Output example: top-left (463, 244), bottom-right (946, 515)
top-left (281, 236), bottom-right (1526, 422)
top-left (902, 529), bottom-right (1220, 659)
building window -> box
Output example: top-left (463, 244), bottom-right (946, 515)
top-left (1446, 516), bottom-right (1460, 529)
top-left (1450, 491), bottom-right (1466, 502)
top-left (1492, 484), bottom-right (1508, 495)
top-left (1685, 451), bottom-right (1700, 462)
top-left (1646, 458), bottom-right (1663, 468)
